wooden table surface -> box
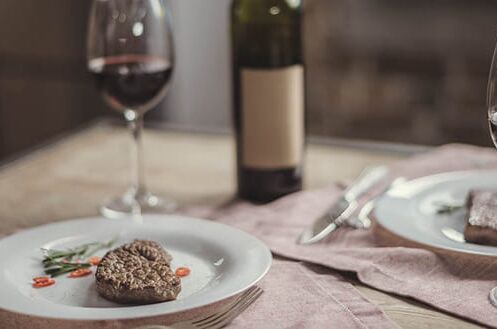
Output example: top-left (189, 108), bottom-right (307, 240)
top-left (0, 121), bottom-right (481, 328)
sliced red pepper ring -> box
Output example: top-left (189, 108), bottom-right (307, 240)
top-left (68, 268), bottom-right (93, 278)
top-left (88, 256), bottom-right (101, 266)
top-left (32, 278), bottom-right (55, 288)
top-left (175, 267), bottom-right (191, 277)
top-left (32, 276), bottom-right (51, 283)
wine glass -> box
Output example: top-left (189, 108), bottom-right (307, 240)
top-left (487, 41), bottom-right (497, 308)
top-left (87, 0), bottom-right (176, 218)
top-left (487, 40), bottom-right (497, 147)
top-left (488, 40), bottom-right (497, 147)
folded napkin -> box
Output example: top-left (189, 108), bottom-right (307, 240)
top-left (198, 144), bottom-right (497, 328)
top-left (222, 260), bottom-right (397, 329)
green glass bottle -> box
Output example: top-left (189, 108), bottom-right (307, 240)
top-left (231, 0), bottom-right (305, 203)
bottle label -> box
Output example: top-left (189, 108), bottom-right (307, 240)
top-left (241, 65), bottom-right (304, 169)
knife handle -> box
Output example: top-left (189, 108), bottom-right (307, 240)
top-left (344, 166), bottom-right (389, 201)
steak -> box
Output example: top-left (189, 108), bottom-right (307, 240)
top-left (464, 190), bottom-right (497, 246)
top-left (95, 240), bottom-right (181, 304)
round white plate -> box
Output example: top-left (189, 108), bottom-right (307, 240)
top-left (0, 215), bottom-right (272, 320)
top-left (374, 170), bottom-right (497, 257)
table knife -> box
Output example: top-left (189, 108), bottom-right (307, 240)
top-left (297, 166), bottom-right (388, 245)
top-left (346, 176), bottom-right (407, 230)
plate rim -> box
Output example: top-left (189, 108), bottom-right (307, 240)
top-left (0, 214), bottom-right (273, 320)
top-left (374, 169), bottom-right (497, 257)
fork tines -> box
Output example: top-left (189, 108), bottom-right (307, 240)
top-left (192, 286), bottom-right (263, 329)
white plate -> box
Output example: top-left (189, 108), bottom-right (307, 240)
top-left (0, 215), bottom-right (272, 320)
top-left (374, 170), bottom-right (497, 257)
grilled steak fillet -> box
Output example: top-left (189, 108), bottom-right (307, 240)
top-left (464, 190), bottom-right (497, 246)
top-left (96, 240), bottom-right (181, 304)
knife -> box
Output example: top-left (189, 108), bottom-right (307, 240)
top-left (346, 176), bottom-right (407, 230)
top-left (297, 166), bottom-right (389, 245)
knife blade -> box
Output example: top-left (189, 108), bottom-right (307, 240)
top-left (297, 166), bottom-right (388, 245)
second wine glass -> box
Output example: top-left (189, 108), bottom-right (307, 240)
top-left (87, 0), bottom-right (176, 218)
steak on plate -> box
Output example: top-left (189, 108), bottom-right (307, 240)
top-left (464, 190), bottom-right (497, 246)
top-left (95, 240), bottom-right (181, 304)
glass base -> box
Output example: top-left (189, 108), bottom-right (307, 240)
top-left (100, 188), bottom-right (177, 219)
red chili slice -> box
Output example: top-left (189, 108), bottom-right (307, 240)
top-left (68, 268), bottom-right (93, 278)
top-left (32, 276), bottom-right (51, 283)
top-left (32, 278), bottom-right (55, 288)
top-left (88, 256), bottom-right (101, 266)
top-left (175, 267), bottom-right (191, 277)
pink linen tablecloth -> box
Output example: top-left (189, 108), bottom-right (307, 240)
top-left (3, 143), bottom-right (497, 328)
top-left (197, 144), bottom-right (497, 328)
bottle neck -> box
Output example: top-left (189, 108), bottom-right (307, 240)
top-left (233, 0), bottom-right (301, 24)
top-left (232, 0), bottom-right (303, 68)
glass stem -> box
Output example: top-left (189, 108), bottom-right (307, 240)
top-left (127, 112), bottom-right (146, 197)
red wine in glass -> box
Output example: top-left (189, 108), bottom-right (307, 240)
top-left (87, 0), bottom-right (176, 218)
top-left (89, 54), bottom-right (172, 114)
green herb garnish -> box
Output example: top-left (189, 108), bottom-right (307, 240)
top-left (41, 237), bottom-right (116, 277)
top-left (434, 202), bottom-right (464, 215)
top-left (43, 261), bottom-right (92, 277)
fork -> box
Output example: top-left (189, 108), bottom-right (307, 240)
top-left (133, 286), bottom-right (264, 329)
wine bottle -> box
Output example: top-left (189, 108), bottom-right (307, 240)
top-left (231, 0), bottom-right (305, 203)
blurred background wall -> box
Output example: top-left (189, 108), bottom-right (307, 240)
top-left (1, 0), bottom-right (497, 161)
top-left (303, 0), bottom-right (497, 146)
top-left (163, 0), bottom-right (231, 129)
top-left (0, 1), bottom-right (100, 159)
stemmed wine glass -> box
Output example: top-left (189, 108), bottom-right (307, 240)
top-left (488, 41), bottom-right (497, 146)
top-left (87, 0), bottom-right (176, 218)
top-left (487, 41), bottom-right (497, 308)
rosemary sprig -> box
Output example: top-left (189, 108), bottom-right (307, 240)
top-left (44, 261), bottom-right (92, 277)
top-left (433, 202), bottom-right (464, 215)
top-left (85, 237), bottom-right (117, 257)
top-left (40, 237), bottom-right (117, 277)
